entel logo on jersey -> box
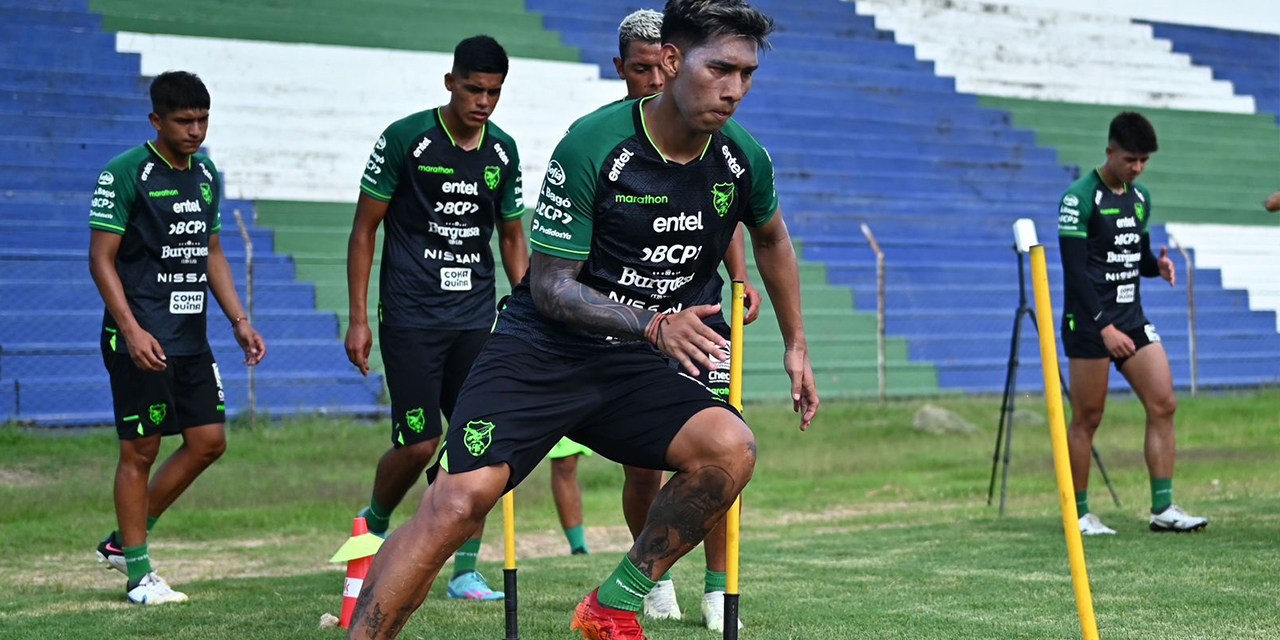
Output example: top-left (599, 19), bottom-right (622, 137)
top-left (547, 160), bottom-right (566, 186)
top-left (608, 149), bottom-right (634, 182)
top-left (493, 142), bottom-right (509, 165)
top-left (1116, 216), bottom-right (1137, 229)
top-left (652, 211), bottom-right (703, 233)
top-left (141, 162), bottom-right (154, 182)
top-left (441, 181), bottom-right (478, 195)
top-left (98, 171), bottom-right (114, 186)
top-left (172, 199), bottom-right (202, 214)
top-left (722, 145), bottom-right (744, 178)
top-left (413, 137), bottom-right (431, 158)
top-left (199, 162), bottom-right (213, 182)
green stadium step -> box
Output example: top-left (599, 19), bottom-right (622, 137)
top-left (89, 0), bottom-right (580, 61)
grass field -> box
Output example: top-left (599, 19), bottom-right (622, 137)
top-left (2, 390), bottom-right (1278, 639)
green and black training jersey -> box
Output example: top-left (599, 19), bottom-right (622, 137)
top-left (1057, 169), bottom-right (1156, 334)
top-left (495, 97), bottom-right (778, 356)
top-left (360, 108), bottom-right (524, 330)
top-left (88, 142), bottom-right (222, 356)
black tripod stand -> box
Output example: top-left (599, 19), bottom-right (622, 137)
top-left (987, 246), bottom-right (1120, 515)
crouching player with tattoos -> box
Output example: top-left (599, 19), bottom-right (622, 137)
top-left (347, 1), bottom-right (818, 638)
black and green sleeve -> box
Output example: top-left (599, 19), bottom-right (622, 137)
top-left (88, 157), bottom-right (138, 235)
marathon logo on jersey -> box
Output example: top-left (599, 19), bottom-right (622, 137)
top-left (608, 149), bottom-right (634, 182)
top-left (172, 199), bottom-right (203, 214)
top-left (440, 267), bottom-right (473, 291)
top-left (1105, 268), bottom-right (1139, 282)
top-left (157, 272), bottom-right (209, 284)
top-left (1116, 216), bottom-right (1137, 229)
top-left (531, 218), bottom-right (573, 241)
top-left (428, 221), bottom-right (480, 246)
top-left (149, 189), bottom-right (179, 198)
top-left (641, 244), bottom-right (702, 265)
top-left (618, 266), bottom-right (695, 296)
top-left (98, 171), bottom-right (115, 186)
top-left (617, 193), bottom-right (669, 206)
top-left (169, 290), bottom-right (205, 314)
top-left (413, 137), bottom-right (431, 158)
top-left (722, 145), bottom-right (744, 179)
top-left (546, 159), bottom-right (566, 186)
top-left (423, 248), bottom-right (481, 264)
top-left (169, 220), bottom-right (208, 236)
top-left (418, 165), bottom-right (455, 175)
top-left (652, 211), bottom-right (702, 233)
top-left (493, 142), bottom-right (509, 165)
top-left (141, 162), bottom-right (154, 182)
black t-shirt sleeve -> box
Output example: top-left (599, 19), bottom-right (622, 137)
top-left (1138, 233), bottom-right (1160, 277)
top-left (1059, 236), bottom-right (1105, 326)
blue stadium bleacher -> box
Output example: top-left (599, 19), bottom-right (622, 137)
top-left (1143, 20), bottom-right (1280, 122)
top-left (529, 0), bottom-right (1280, 393)
top-left (0, 0), bottom-right (382, 424)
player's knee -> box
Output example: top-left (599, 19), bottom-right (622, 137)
top-left (434, 489), bottom-right (488, 529)
top-left (1148, 393), bottom-right (1176, 422)
top-left (120, 439), bottom-right (161, 469)
top-left (1071, 408), bottom-right (1104, 433)
top-left (700, 420), bottom-right (757, 481)
top-left (198, 435), bottom-right (227, 463)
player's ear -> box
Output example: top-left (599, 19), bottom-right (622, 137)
top-left (660, 42), bottom-right (681, 78)
top-left (613, 56), bottom-right (625, 80)
top-left (444, 72), bottom-right (454, 92)
top-left (148, 112), bottom-right (162, 133)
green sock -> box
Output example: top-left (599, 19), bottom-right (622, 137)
top-left (1151, 478), bottom-right (1173, 514)
top-left (364, 497), bottom-right (392, 534)
top-left (564, 525), bottom-right (588, 554)
top-left (123, 543), bottom-right (152, 585)
top-left (705, 569), bottom-right (727, 594)
top-left (1075, 491), bottom-right (1089, 517)
top-left (452, 538), bottom-right (482, 578)
top-left (112, 516), bottom-right (160, 546)
top-left (660, 571), bottom-right (672, 582)
top-left (596, 556), bottom-right (657, 612)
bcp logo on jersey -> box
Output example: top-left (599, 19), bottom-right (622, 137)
top-left (711, 183), bottom-right (735, 217)
top-left (98, 171), bottom-right (114, 186)
top-left (169, 220), bottom-right (208, 236)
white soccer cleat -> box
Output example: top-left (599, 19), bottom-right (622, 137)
top-left (642, 579), bottom-right (682, 621)
top-left (1149, 504), bottom-right (1208, 532)
top-left (701, 590), bottom-right (744, 632)
top-left (1078, 513), bottom-right (1117, 536)
top-left (126, 572), bottom-right (189, 605)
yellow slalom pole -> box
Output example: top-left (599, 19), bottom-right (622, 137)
top-left (502, 491), bottom-right (519, 640)
top-left (1029, 246), bottom-right (1100, 640)
top-left (724, 281), bottom-right (745, 640)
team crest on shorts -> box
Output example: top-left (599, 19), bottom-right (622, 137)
top-left (149, 403), bottom-right (168, 425)
top-left (463, 420), bottom-right (495, 457)
top-left (405, 407), bottom-right (426, 433)
top-left (200, 182), bottom-right (213, 205)
top-left (711, 182), bottom-right (735, 217)
top-left (484, 166), bottom-right (501, 191)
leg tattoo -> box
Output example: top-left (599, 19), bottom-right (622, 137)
top-left (629, 464), bottom-right (735, 577)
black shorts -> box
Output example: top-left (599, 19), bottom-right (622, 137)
top-left (1062, 320), bottom-right (1161, 371)
top-left (101, 330), bottom-right (225, 440)
top-left (379, 324), bottom-right (489, 448)
top-left (439, 334), bottom-right (739, 491)
top-left (676, 320), bottom-right (732, 401)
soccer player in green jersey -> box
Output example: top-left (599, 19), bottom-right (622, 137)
top-left (88, 71), bottom-right (266, 604)
top-left (1058, 112), bottom-right (1207, 535)
top-left (348, 2), bottom-right (818, 638)
top-left (345, 36), bottom-right (527, 601)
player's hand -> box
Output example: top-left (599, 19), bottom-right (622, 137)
top-left (742, 280), bottom-right (762, 325)
top-left (233, 321), bottom-right (266, 366)
top-left (345, 321), bottom-right (373, 376)
top-left (124, 326), bottom-right (167, 372)
top-left (1100, 324), bottom-right (1135, 359)
top-left (1158, 247), bottom-right (1176, 287)
top-left (1264, 190), bottom-right (1280, 212)
top-left (784, 346), bottom-right (818, 431)
top-left (651, 304), bottom-right (727, 377)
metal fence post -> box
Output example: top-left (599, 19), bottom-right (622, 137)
top-left (233, 209), bottom-right (257, 426)
top-left (1168, 233), bottom-right (1197, 395)
top-left (860, 223), bottom-right (886, 404)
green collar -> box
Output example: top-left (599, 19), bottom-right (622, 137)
top-left (437, 107), bottom-right (486, 150)
top-left (147, 140), bottom-right (191, 171)
top-left (638, 94), bottom-right (712, 164)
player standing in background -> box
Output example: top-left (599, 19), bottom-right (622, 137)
top-left (348, 2), bottom-right (818, 638)
top-left (344, 35), bottom-right (527, 601)
top-left (88, 71), bottom-right (266, 604)
top-left (1058, 112), bottom-right (1208, 536)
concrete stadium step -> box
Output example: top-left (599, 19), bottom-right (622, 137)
top-left (1, 310), bottom-right (340, 343)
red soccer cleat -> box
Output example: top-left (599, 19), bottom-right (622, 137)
top-left (570, 589), bottom-right (650, 640)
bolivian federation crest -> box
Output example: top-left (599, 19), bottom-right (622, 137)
top-left (149, 403), bottom-right (168, 425)
top-left (711, 182), bottom-right (735, 217)
top-left (405, 407), bottom-right (426, 433)
top-left (484, 166), bottom-right (501, 191)
top-left (200, 182), bottom-right (213, 205)
top-left (463, 420), bottom-right (495, 456)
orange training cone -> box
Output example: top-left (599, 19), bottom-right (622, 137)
top-left (338, 517), bottom-right (374, 629)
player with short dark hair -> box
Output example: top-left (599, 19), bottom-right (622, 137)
top-left (347, 2), bottom-right (817, 638)
top-left (89, 70), bottom-right (266, 604)
top-left (1058, 111), bottom-right (1207, 536)
top-left (344, 34), bottom-right (526, 601)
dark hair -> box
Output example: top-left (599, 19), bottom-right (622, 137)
top-left (453, 35), bottom-right (509, 78)
top-left (1108, 111), bottom-right (1158, 154)
top-left (660, 0), bottom-right (774, 53)
top-left (149, 71), bottom-right (210, 116)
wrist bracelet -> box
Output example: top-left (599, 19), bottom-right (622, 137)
top-left (230, 316), bottom-right (248, 328)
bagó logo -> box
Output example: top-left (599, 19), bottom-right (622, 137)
top-left (546, 160), bottom-right (566, 186)
top-left (484, 166), bottom-right (501, 191)
top-left (200, 183), bottom-right (213, 205)
top-left (149, 403), bottom-right (168, 425)
top-left (405, 408), bottom-right (426, 433)
top-left (711, 183), bottom-right (735, 217)
top-left (463, 420), bottom-right (495, 456)
top-left (98, 171), bottom-right (114, 186)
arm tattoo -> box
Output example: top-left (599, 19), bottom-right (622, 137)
top-left (628, 464), bottom-right (735, 577)
top-left (530, 252), bottom-right (656, 340)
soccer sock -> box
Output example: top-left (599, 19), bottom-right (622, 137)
top-left (123, 543), bottom-right (152, 586)
top-left (597, 556), bottom-right (657, 612)
top-left (364, 496), bottom-right (392, 535)
top-left (1151, 478), bottom-right (1173, 514)
top-left (112, 517), bottom-right (158, 545)
top-left (705, 569), bottom-right (727, 594)
top-left (452, 538), bottom-right (482, 578)
top-left (660, 571), bottom-right (672, 582)
top-left (1075, 491), bottom-right (1090, 517)
top-left (564, 524), bottom-right (588, 554)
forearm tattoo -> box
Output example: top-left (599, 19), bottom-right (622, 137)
top-left (629, 464), bottom-right (735, 577)
top-left (530, 252), bottom-right (656, 340)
